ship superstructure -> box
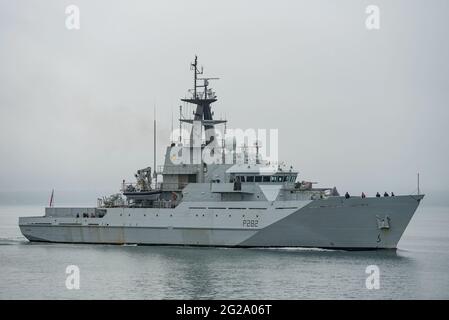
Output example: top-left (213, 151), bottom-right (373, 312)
top-left (18, 57), bottom-right (424, 249)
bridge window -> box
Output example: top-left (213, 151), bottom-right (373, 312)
top-left (230, 175), bottom-right (298, 183)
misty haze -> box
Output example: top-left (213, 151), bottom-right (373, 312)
top-left (1, 0), bottom-right (448, 205)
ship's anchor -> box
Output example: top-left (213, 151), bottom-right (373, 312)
top-left (377, 233), bottom-right (381, 243)
top-left (376, 215), bottom-right (391, 230)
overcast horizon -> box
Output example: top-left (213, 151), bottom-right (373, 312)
top-left (1, 0), bottom-right (448, 205)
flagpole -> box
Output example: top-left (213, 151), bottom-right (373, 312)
top-left (49, 189), bottom-right (54, 207)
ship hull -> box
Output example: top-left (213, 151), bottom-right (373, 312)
top-left (18, 195), bottom-right (423, 250)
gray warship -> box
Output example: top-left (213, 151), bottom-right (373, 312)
top-left (19, 57), bottom-right (424, 249)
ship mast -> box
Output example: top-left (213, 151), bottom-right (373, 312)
top-left (181, 56), bottom-right (226, 146)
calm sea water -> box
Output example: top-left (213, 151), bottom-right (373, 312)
top-left (1, 204), bottom-right (448, 299)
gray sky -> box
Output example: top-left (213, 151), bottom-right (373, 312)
top-left (1, 0), bottom-right (448, 203)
